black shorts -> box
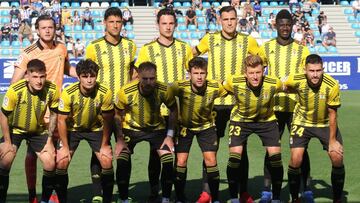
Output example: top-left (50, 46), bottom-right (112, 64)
top-left (123, 129), bottom-right (167, 153)
top-left (175, 127), bottom-right (218, 153)
top-left (0, 133), bottom-right (48, 152)
top-left (213, 105), bottom-right (232, 138)
top-left (228, 121), bottom-right (281, 147)
top-left (289, 124), bottom-right (343, 150)
top-left (64, 131), bottom-right (103, 152)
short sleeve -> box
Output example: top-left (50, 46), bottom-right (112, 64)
top-left (58, 90), bottom-right (71, 114)
top-left (1, 87), bottom-right (17, 115)
top-left (258, 45), bottom-right (268, 66)
top-left (130, 41), bottom-right (137, 62)
top-left (101, 88), bottom-right (114, 112)
top-left (163, 86), bottom-right (176, 108)
top-left (49, 85), bottom-right (60, 112)
top-left (85, 43), bottom-right (96, 61)
top-left (184, 44), bottom-right (194, 70)
top-left (115, 87), bottom-right (127, 110)
top-left (248, 36), bottom-right (260, 55)
top-left (222, 75), bottom-right (234, 93)
top-left (15, 52), bottom-right (30, 71)
top-left (195, 33), bottom-right (210, 55)
top-left (134, 46), bottom-right (149, 68)
top-left (327, 84), bottom-right (341, 108)
top-left (217, 81), bottom-right (228, 97)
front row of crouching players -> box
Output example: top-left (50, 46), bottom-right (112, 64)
top-left (0, 54), bottom-right (345, 202)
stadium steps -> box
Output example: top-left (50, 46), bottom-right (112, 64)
top-left (322, 5), bottom-right (360, 55)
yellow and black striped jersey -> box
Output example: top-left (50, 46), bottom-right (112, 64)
top-left (1, 79), bottom-right (59, 134)
top-left (115, 80), bottom-right (176, 131)
top-left (284, 73), bottom-right (341, 127)
top-left (223, 75), bottom-right (282, 122)
top-left (258, 39), bottom-right (310, 112)
top-left (58, 82), bottom-right (114, 132)
top-left (169, 79), bottom-right (227, 131)
top-left (85, 37), bottom-right (136, 98)
top-left (195, 31), bottom-right (260, 105)
top-left (135, 39), bottom-right (193, 83)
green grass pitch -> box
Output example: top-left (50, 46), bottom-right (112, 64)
top-left (2, 91), bottom-right (360, 202)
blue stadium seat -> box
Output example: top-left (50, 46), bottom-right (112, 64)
top-left (174, 2), bottom-right (181, 8)
top-left (22, 40), bottom-right (31, 47)
top-left (180, 32), bottom-right (189, 39)
top-left (1, 40), bottom-right (10, 47)
top-left (344, 8), bottom-right (353, 15)
top-left (95, 33), bottom-right (104, 39)
top-left (74, 25), bottom-right (82, 31)
top-left (310, 23), bottom-right (317, 30)
top-left (257, 17), bottom-right (265, 23)
top-left (351, 23), bottom-right (360, 29)
top-left (259, 24), bottom-right (267, 31)
top-left (212, 2), bottom-right (220, 7)
top-left (197, 17), bottom-right (205, 24)
top-left (71, 2), bottom-right (80, 8)
top-left (61, 2), bottom-right (70, 8)
top-left (340, 1), bottom-right (350, 6)
top-left (178, 25), bottom-right (187, 31)
top-left (74, 33), bottom-right (83, 40)
top-left (1, 17), bottom-right (10, 24)
top-left (195, 9), bottom-right (203, 17)
top-left (202, 2), bottom-right (211, 9)
top-left (183, 2), bottom-right (191, 7)
top-left (1, 49), bottom-right (10, 56)
top-left (309, 46), bottom-right (316, 54)
top-left (10, 2), bottom-right (20, 7)
top-left (92, 10), bottom-right (101, 17)
top-left (121, 2), bottom-right (129, 8)
top-left (272, 10), bottom-right (279, 15)
top-left (173, 32), bottom-right (179, 38)
top-left (85, 33), bottom-right (94, 40)
top-left (198, 24), bottom-right (207, 31)
top-left (328, 46), bottom-right (337, 54)
top-left (312, 9), bottom-right (320, 15)
top-left (177, 17), bottom-right (185, 24)
top-left (125, 24), bottom-right (133, 31)
top-left (261, 32), bottom-right (270, 39)
top-left (153, 2), bottom-right (161, 8)
top-left (84, 25), bottom-right (93, 31)
top-left (263, 10), bottom-right (270, 16)
top-left (208, 24), bottom-right (216, 32)
top-left (270, 2), bottom-right (278, 6)
top-left (1, 10), bottom-right (9, 16)
top-left (271, 31), bottom-right (277, 38)
top-left (199, 32), bottom-right (206, 38)
top-left (260, 2), bottom-right (269, 7)
top-left (11, 41), bottom-right (21, 48)
top-left (357, 16), bottom-right (360, 22)
top-left (127, 32), bottom-right (135, 39)
top-left (348, 16), bottom-right (356, 23)
top-left (314, 31), bottom-right (320, 38)
top-left (64, 25), bottom-right (72, 31)
top-left (94, 25), bottom-right (103, 31)
top-left (190, 32), bottom-right (199, 39)
top-left (355, 31), bottom-right (360, 37)
top-left (317, 46), bottom-right (327, 53)
top-left (111, 2), bottom-right (120, 7)
top-left (188, 24), bottom-right (197, 32)
top-left (12, 49), bottom-right (21, 56)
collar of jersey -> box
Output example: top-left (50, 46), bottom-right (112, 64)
top-left (104, 36), bottom-right (123, 46)
top-left (156, 38), bottom-right (175, 48)
top-left (221, 31), bottom-right (238, 41)
top-left (37, 40), bottom-right (56, 50)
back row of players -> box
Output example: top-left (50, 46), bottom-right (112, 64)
top-left (0, 6), bottom-right (344, 203)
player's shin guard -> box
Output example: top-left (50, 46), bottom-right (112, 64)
top-left (206, 165), bottom-right (220, 201)
top-left (268, 153), bottom-right (283, 200)
top-left (41, 169), bottom-right (56, 202)
top-left (331, 165), bottom-right (345, 202)
top-left (288, 165), bottom-right (301, 201)
top-left (301, 149), bottom-right (311, 191)
top-left (25, 150), bottom-right (37, 201)
top-left (240, 144), bottom-right (249, 194)
top-left (90, 152), bottom-right (102, 197)
top-left (263, 152), bottom-right (272, 191)
top-left (174, 165), bottom-right (187, 201)
top-left (116, 151), bottom-right (131, 200)
top-left (148, 148), bottom-right (161, 197)
top-left (0, 168), bottom-right (10, 203)
top-left (101, 168), bottom-right (114, 203)
top-left (160, 153), bottom-right (174, 198)
top-left (226, 152), bottom-right (242, 198)
top-left (55, 169), bottom-right (69, 203)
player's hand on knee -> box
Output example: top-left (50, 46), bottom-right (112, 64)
top-left (115, 138), bottom-right (129, 157)
top-left (328, 140), bottom-right (343, 157)
top-left (56, 146), bottom-right (71, 163)
top-left (0, 142), bottom-right (16, 159)
top-left (160, 136), bottom-right (174, 154)
top-left (100, 144), bottom-right (113, 160)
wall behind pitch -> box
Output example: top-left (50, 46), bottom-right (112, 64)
top-left (0, 56), bottom-right (359, 93)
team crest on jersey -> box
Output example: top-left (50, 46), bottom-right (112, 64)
top-left (319, 93), bottom-right (326, 100)
top-left (2, 96), bottom-right (9, 107)
top-left (123, 48), bottom-right (129, 55)
top-left (263, 92), bottom-right (269, 100)
top-left (177, 49), bottom-right (182, 57)
top-left (292, 49), bottom-right (297, 56)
